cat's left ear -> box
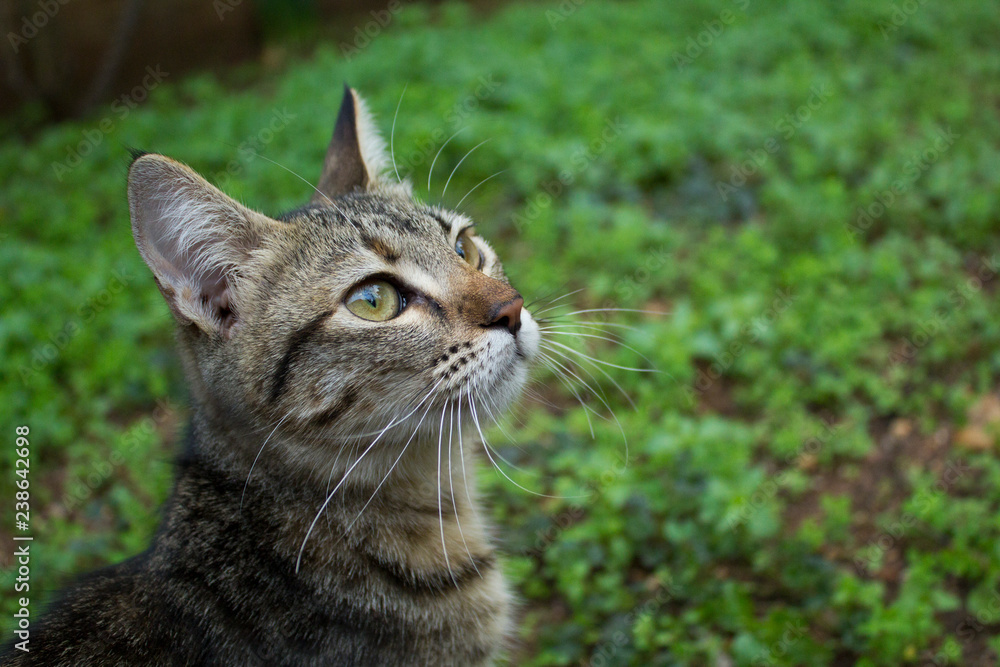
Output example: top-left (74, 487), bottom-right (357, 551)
top-left (313, 85), bottom-right (391, 200)
top-left (128, 153), bottom-right (282, 338)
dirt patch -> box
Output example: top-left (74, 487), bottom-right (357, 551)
top-left (691, 359), bottom-right (747, 419)
top-left (779, 398), bottom-right (999, 665)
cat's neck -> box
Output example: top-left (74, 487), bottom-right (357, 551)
top-left (147, 411), bottom-right (512, 664)
top-left (179, 409), bottom-right (495, 583)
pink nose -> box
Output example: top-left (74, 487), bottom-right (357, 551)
top-left (488, 296), bottom-right (523, 336)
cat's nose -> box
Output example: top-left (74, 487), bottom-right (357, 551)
top-left (488, 296), bottom-right (523, 336)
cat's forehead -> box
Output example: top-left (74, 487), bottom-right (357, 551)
top-left (277, 196), bottom-right (470, 247)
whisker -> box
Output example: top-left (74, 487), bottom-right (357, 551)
top-left (553, 308), bottom-right (665, 317)
top-left (520, 384), bottom-right (564, 412)
top-left (542, 339), bottom-right (657, 373)
top-left (449, 401), bottom-right (480, 578)
top-left (390, 83), bottom-right (408, 184)
top-left (476, 392), bottom-right (533, 473)
top-left (437, 400), bottom-right (457, 586)
top-left (524, 283), bottom-right (577, 311)
top-left (467, 384), bottom-right (585, 499)
top-left (323, 440), bottom-right (351, 529)
top-left (530, 290), bottom-right (590, 317)
top-left (241, 412), bottom-right (290, 511)
top-left (538, 318), bottom-right (640, 331)
top-left (336, 379), bottom-right (437, 440)
top-left (538, 326), bottom-right (627, 344)
top-left (539, 353), bottom-right (598, 437)
top-left (296, 377), bottom-right (444, 572)
top-left (341, 397), bottom-right (438, 535)
top-left (539, 349), bottom-right (629, 466)
top-left (454, 169), bottom-right (505, 210)
top-left (539, 329), bottom-right (657, 370)
top-left (247, 151), bottom-right (349, 219)
top-left (541, 341), bottom-right (636, 410)
top-left (428, 127), bottom-right (466, 193)
top-left (442, 139), bottom-right (491, 200)
top-left (457, 384), bottom-right (478, 530)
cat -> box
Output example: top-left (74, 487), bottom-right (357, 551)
top-left (2, 85), bottom-right (541, 666)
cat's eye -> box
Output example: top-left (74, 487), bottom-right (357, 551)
top-left (455, 229), bottom-right (483, 270)
top-left (345, 280), bottom-right (402, 321)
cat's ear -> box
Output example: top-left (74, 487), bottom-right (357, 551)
top-left (128, 153), bottom-right (279, 338)
top-left (313, 85), bottom-right (390, 200)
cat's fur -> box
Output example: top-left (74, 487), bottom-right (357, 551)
top-left (3, 86), bottom-right (539, 666)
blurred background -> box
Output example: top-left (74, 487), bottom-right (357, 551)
top-left (3, 0), bottom-right (1000, 664)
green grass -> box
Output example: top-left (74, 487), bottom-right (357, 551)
top-left (4, 0), bottom-right (1000, 663)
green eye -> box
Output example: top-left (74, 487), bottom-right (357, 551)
top-left (455, 229), bottom-right (483, 270)
top-left (345, 280), bottom-right (402, 321)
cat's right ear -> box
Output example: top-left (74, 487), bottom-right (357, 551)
top-left (313, 85), bottom-right (390, 201)
top-left (127, 153), bottom-right (280, 338)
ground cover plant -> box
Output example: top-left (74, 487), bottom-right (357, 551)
top-left (3, 0), bottom-right (1000, 664)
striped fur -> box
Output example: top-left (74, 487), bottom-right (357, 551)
top-left (2, 88), bottom-right (538, 666)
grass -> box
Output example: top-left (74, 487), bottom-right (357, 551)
top-left (3, 0), bottom-right (1000, 663)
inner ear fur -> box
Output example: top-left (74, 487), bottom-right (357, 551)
top-left (128, 153), bottom-right (280, 337)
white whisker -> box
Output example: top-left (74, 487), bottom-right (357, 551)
top-left (442, 139), bottom-right (491, 200)
top-left (390, 83), bottom-right (407, 184)
top-left (455, 170), bottom-right (505, 210)
top-left (539, 349), bottom-right (629, 465)
top-left (241, 412), bottom-right (290, 511)
top-left (542, 338), bottom-right (656, 373)
top-left (541, 341), bottom-right (636, 410)
top-left (538, 326), bottom-right (627, 344)
top-left (539, 318), bottom-right (640, 331)
top-left (247, 151), bottom-right (348, 220)
top-left (449, 401), bottom-right (480, 578)
top-left (457, 385), bottom-right (478, 531)
top-left (437, 401), bottom-right (457, 586)
top-left (553, 308), bottom-right (665, 317)
top-left (530, 289), bottom-right (588, 317)
top-left (525, 283), bottom-right (577, 311)
top-left (539, 353), bottom-right (598, 437)
top-left (342, 398), bottom-right (438, 535)
top-left (428, 128), bottom-right (466, 193)
top-left (296, 377), bottom-right (444, 572)
top-left (467, 384), bottom-right (583, 499)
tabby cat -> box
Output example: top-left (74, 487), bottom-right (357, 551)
top-left (2, 86), bottom-right (540, 666)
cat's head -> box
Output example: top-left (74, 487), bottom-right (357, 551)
top-left (127, 87), bottom-right (539, 455)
